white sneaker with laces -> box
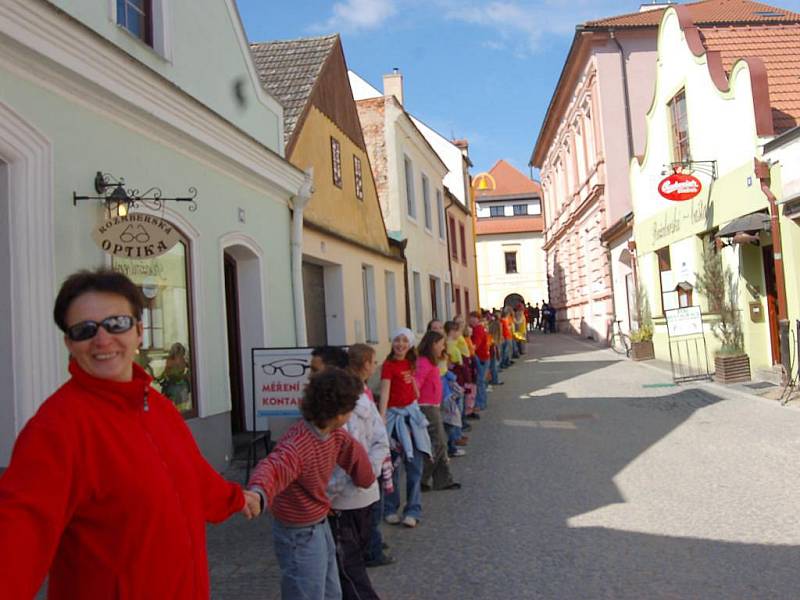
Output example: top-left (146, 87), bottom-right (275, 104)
top-left (402, 516), bottom-right (418, 528)
top-left (450, 448), bottom-right (466, 457)
top-left (384, 513), bottom-right (401, 525)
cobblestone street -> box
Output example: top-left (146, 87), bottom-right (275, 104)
top-left (208, 334), bottom-right (800, 599)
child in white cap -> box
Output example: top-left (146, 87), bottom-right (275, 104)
top-left (378, 328), bottom-right (432, 528)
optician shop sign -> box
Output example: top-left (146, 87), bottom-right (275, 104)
top-left (92, 213), bottom-right (181, 259)
top-left (658, 172), bottom-right (702, 202)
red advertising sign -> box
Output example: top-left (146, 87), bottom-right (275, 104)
top-left (658, 172), bottom-right (702, 201)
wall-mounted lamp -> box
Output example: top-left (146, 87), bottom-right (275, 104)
top-left (73, 172), bottom-right (197, 218)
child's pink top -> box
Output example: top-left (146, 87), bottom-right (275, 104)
top-left (414, 356), bottom-right (443, 406)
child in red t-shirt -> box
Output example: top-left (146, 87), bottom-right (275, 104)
top-left (379, 328), bottom-right (431, 528)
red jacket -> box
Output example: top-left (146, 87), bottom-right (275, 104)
top-left (0, 361), bottom-right (244, 600)
top-left (471, 324), bottom-right (490, 361)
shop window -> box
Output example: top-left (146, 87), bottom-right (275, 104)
top-left (113, 232), bottom-right (196, 417)
top-left (117, 0), bottom-right (153, 46)
top-left (331, 137), bottom-right (342, 188)
top-left (353, 155), bottom-right (363, 200)
top-left (505, 251), bottom-right (518, 274)
top-left (669, 90), bottom-right (690, 164)
top-left (656, 246), bottom-right (678, 313)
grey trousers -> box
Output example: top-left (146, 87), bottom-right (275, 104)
top-left (420, 404), bottom-right (455, 489)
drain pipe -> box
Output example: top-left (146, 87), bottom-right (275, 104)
top-left (290, 167), bottom-right (314, 346)
top-left (609, 30), bottom-right (635, 160)
top-left (754, 158), bottom-right (789, 380)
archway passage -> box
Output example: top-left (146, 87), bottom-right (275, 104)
top-left (503, 293), bottom-right (525, 309)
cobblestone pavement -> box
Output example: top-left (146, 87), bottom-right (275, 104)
top-left (208, 334), bottom-right (800, 599)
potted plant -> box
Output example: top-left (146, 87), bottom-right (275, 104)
top-left (695, 240), bottom-right (750, 383)
top-left (629, 282), bottom-right (655, 361)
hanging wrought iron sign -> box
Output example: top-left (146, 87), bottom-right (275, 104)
top-left (91, 212), bottom-right (181, 259)
top-left (74, 172), bottom-right (197, 259)
top-left (658, 171), bottom-right (702, 202)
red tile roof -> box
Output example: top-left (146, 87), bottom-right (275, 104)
top-left (476, 215), bottom-right (544, 235)
top-left (586, 0), bottom-right (800, 28)
top-left (701, 25), bottom-right (800, 132)
top-left (476, 160), bottom-right (541, 198)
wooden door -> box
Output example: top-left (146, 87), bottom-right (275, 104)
top-left (224, 254), bottom-right (245, 433)
top-left (302, 262), bottom-right (328, 346)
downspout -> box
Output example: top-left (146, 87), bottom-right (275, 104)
top-left (609, 30), bottom-right (635, 160)
top-left (445, 194), bottom-right (455, 312)
top-left (755, 158), bottom-right (790, 379)
top-left (290, 167), bottom-right (314, 346)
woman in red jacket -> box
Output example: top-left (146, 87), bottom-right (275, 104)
top-left (0, 268), bottom-right (261, 599)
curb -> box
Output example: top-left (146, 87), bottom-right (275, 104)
top-left (544, 334), bottom-right (800, 412)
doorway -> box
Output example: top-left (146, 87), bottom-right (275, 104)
top-left (224, 254), bottom-right (245, 433)
top-left (303, 261), bottom-right (328, 346)
top-left (762, 246), bottom-right (781, 364)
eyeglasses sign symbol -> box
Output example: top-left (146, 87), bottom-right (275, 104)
top-left (658, 172), bottom-right (702, 201)
top-left (261, 358), bottom-right (310, 378)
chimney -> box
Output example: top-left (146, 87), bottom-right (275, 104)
top-left (639, 1), bottom-right (674, 12)
top-left (383, 68), bottom-right (403, 105)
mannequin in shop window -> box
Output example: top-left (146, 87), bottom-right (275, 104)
top-left (157, 342), bottom-right (191, 411)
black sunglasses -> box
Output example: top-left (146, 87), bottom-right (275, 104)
top-left (66, 315), bottom-right (137, 342)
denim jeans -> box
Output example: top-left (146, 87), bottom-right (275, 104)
top-left (474, 357), bottom-right (488, 410)
top-left (501, 339), bottom-right (512, 367)
top-left (384, 447), bottom-right (424, 519)
top-left (364, 496), bottom-right (384, 563)
top-left (272, 518), bottom-right (341, 600)
top-left (489, 353), bottom-right (501, 384)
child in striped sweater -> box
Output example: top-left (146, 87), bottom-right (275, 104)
top-left (248, 367), bottom-right (375, 600)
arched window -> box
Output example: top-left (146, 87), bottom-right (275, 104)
top-left (112, 224), bottom-right (197, 417)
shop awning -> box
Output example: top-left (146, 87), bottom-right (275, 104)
top-left (716, 211), bottom-right (770, 238)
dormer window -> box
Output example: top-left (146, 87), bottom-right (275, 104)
top-left (117, 0), bottom-right (153, 46)
top-left (668, 89), bottom-right (690, 163)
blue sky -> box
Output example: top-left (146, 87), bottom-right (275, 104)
top-left (237, 0), bottom-right (800, 178)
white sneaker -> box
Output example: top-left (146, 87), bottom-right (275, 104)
top-left (384, 513), bottom-right (401, 525)
top-left (402, 516), bottom-right (418, 528)
top-left (449, 448), bottom-right (466, 457)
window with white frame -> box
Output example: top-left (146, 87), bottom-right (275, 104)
top-left (436, 190), bottom-right (445, 239)
top-left (513, 204), bottom-right (528, 216)
top-left (422, 174), bottom-right (432, 230)
top-left (331, 137), bottom-right (342, 188)
top-left (669, 89), bottom-right (690, 164)
top-left (404, 156), bottom-right (416, 218)
top-left (385, 270), bottom-right (398, 339)
top-left (353, 155), bottom-right (364, 200)
top-left (505, 251), bottom-right (518, 274)
top-left (490, 205), bottom-right (505, 217)
top-left (412, 271), bottom-right (424, 332)
top-left (361, 265), bottom-right (378, 343)
top-left (117, 0), bottom-right (153, 45)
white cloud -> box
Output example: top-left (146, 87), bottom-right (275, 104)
top-left (313, 0), bottom-right (397, 32)
top-left (434, 0), bottom-right (637, 55)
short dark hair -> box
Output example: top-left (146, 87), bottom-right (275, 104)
top-left (53, 268), bottom-right (144, 332)
top-left (310, 346), bottom-right (349, 369)
top-left (444, 320), bottom-right (460, 334)
top-left (301, 367), bottom-right (361, 428)
top-left (426, 319), bottom-right (442, 331)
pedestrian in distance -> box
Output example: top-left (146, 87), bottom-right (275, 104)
top-left (379, 328), bottom-right (432, 529)
top-left (415, 330), bottom-right (461, 492)
top-left (248, 367), bottom-right (375, 600)
top-left (469, 311), bottom-right (490, 412)
top-left (327, 344), bottom-right (390, 600)
top-left (486, 315), bottom-right (504, 386)
top-left (0, 268), bottom-right (261, 600)
top-left (531, 302), bottom-right (541, 331)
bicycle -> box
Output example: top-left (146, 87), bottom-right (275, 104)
top-left (609, 320), bottom-right (631, 357)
